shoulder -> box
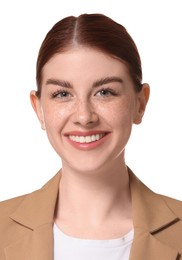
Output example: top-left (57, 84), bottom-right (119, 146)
top-left (0, 194), bottom-right (29, 253)
top-left (129, 167), bottom-right (182, 216)
top-left (0, 171), bottom-right (61, 224)
top-left (160, 194), bottom-right (182, 218)
top-left (0, 194), bottom-right (27, 215)
top-left (0, 194), bottom-right (28, 229)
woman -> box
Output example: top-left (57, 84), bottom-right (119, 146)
top-left (0, 13), bottom-right (182, 260)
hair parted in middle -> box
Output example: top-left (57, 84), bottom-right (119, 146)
top-left (36, 13), bottom-right (142, 97)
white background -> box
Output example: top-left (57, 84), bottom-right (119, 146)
top-left (0, 0), bottom-right (182, 201)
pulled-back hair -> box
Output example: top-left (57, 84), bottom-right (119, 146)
top-left (36, 13), bottom-right (142, 97)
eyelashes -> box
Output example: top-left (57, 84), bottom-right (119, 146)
top-left (95, 88), bottom-right (118, 97)
top-left (50, 87), bottom-right (119, 100)
top-left (51, 89), bottom-right (71, 99)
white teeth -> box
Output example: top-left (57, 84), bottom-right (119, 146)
top-left (76, 136), bottom-right (80, 142)
top-left (69, 134), bottom-right (105, 143)
top-left (91, 135), bottom-right (96, 142)
top-left (85, 136), bottom-right (91, 143)
top-left (96, 134), bottom-right (99, 140)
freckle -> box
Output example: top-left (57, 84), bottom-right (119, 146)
top-left (58, 107), bottom-right (72, 117)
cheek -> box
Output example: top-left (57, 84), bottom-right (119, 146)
top-left (42, 103), bottom-right (71, 130)
top-left (97, 99), bottom-right (135, 126)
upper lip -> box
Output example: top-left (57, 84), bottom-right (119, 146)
top-left (64, 130), bottom-right (110, 136)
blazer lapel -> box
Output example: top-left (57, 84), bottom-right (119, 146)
top-left (4, 224), bottom-right (53, 260)
top-left (130, 227), bottom-right (179, 260)
top-left (4, 168), bottom-right (181, 259)
top-left (129, 168), bottom-right (180, 259)
top-left (5, 171), bottom-right (61, 260)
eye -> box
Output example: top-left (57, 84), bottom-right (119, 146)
top-left (95, 88), bottom-right (117, 97)
top-left (51, 90), bottom-right (72, 99)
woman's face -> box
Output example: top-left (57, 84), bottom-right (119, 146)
top-left (31, 47), bottom-right (149, 173)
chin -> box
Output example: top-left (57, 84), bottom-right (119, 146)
top-left (61, 156), bottom-right (109, 174)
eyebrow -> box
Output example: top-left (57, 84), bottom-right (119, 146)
top-left (45, 76), bottom-right (123, 89)
top-left (46, 79), bottom-right (73, 88)
top-left (92, 76), bottom-right (123, 88)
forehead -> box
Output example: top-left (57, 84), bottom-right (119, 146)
top-left (42, 47), bottom-right (131, 85)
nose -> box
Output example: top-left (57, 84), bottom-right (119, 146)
top-left (72, 100), bottom-right (99, 126)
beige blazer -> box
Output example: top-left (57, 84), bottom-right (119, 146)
top-left (0, 169), bottom-right (182, 260)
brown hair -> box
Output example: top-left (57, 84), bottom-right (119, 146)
top-left (36, 13), bottom-right (142, 97)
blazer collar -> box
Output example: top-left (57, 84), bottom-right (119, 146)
top-left (129, 168), bottom-right (179, 234)
top-left (129, 167), bottom-right (180, 259)
top-left (9, 170), bottom-right (61, 230)
top-left (9, 168), bottom-right (179, 232)
top-left (6, 168), bottom-right (181, 260)
top-left (5, 171), bottom-right (61, 260)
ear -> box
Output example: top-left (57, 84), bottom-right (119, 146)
top-left (133, 83), bottom-right (150, 124)
top-left (30, 91), bottom-right (45, 130)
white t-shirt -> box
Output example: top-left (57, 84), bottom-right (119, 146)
top-left (53, 223), bottom-right (133, 260)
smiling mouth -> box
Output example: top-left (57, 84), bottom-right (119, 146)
top-left (68, 133), bottom-right (106, 143)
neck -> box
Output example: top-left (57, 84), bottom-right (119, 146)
top-left (55, 157), bottom-right (133, 239)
